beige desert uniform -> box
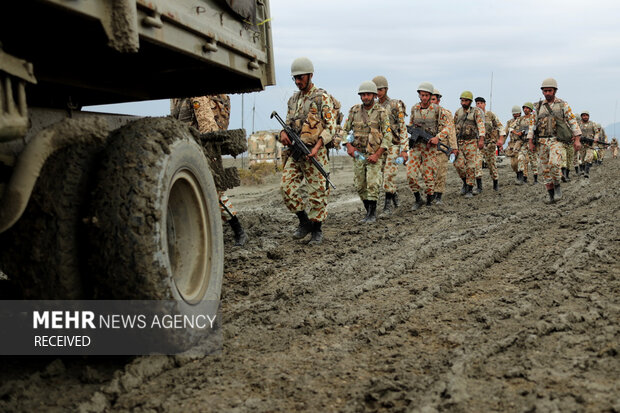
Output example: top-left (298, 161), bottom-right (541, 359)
top-left (517, 111), bottom-right (537, 179)
top-left (170, 95), bottom-right (237, 222)
top-left (454, 106), bottom-right (486, 187)
top-left (596, 123), bottom-right (607, 162)
top-left (434, 106), bottom-right (457, 195)
top-left (610, 138), bottom-right (618, 159)
top-left (577, 117), bottom-right (599, 164)
top-left (504, 114), bottom-right (521, 174)
top-left (342, 102), bottom-right (392, 201)
top-left (475, 110), bottom-right (504, 181)
top-left (378, 96), bottom-right (408, 194)
top-left (281, 85), bottom-right (337, 222)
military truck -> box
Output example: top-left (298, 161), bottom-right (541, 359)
top-left (0, 0), bottom-right (275, 304)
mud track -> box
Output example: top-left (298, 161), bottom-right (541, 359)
top-left (1, 157), bottom-right (618, 412)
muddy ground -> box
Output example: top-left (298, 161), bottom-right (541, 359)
top-left (1, 154), bottom-right (618, 412)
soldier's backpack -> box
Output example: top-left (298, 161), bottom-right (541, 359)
top-left (325, 94), bottom-right (343, 149)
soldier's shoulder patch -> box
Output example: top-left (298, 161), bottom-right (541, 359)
top-left (325, 111), bottom-right (332, 119)
top-left (192, 101), bottom-right (200, 109)
top-left (398, 112), bottom-right (404, 118)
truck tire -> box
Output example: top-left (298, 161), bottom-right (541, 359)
top-left (88, 117), bottom-right (223, 306)
top-left (0, 142), bottom-right (104, 299)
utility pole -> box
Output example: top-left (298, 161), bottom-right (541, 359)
top-left (489, 72), bottom-right (494, 112)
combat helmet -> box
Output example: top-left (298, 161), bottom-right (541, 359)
top-left (417, 82), bottom-right (434, 94)
top-left (460, 91), bottom-right (474, 100)
top-left (291, 57), bottom-right (314, 76)
top-left (372, 76), bottom-right (388, 89)
top-left (541, 78), bottom-right (558, 89)
top-left (522, 102), bottom-right (534, 110)
top-left (580, 110), bottom-right (589, 115)
top-left (512, 105), bottom-right (521, 114)
top-left (432, 89), bottom-right (442, 98)
top-left (358, 80), bottom-right (378, 94)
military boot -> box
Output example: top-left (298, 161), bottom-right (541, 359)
top-left (360, 200), bottom-right (371, 223)
top-left (584, 163), bottom-right (591, 178)
top-left (412, 192), bottom-right (424, 210)
top-left (472, 178), bottom-right (482, 195)
top-left (364, 201), bottom-right (377, 223)
top-left (564, 170), bottom-right (570, 182)
top-left (293, 211), bottom-right (313, 239)
top-left (575, 166), bottom-right (580, 176)
top-left (523, 175), bottom-right (528, 183)
top-left (460, 177), bottom-right (468, 195)
top-left (308, 221), bottom-right (323, 245)
top-left (579, 164), bottom-right (585, 175)
top-left (515, 171), bottom-right (524, 185)
top-left (434, 192), bottom-right (443, 205)
top-left (381, 193), bottom-right (393, 216)
top-left (554, 182), bottom-right (563, 200)
top-left (228, 216), bottom-right (248, 246)
top-left (534, 174), bottom-right (539, 183)
top-left (464, 185), bottom-right (474, 199)
top-left (544, 184), bottom-right (555, 204)
top-left (561, 167), bottom-right (567, 182)
top-left (493, 179), bottom-right (499, 191)
top-left (426, 193), bottom-right (435, 206)
top-left (392, 192), bottom-right (400, 208)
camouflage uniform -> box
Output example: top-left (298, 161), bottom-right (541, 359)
top-left (596, 123), bottom-right (607, 163)
top-left (434, 107), bottom-right (457, 195)
top-left (577, 119), bottom-right (599, 164)
top-left (170, 95), bottom-right (238, 222)
top-left (408, 102), bottom-right (453, 197)
top-left (377, 96), bottom-right (407, 194)
top-left (475, 110), bottom-right (504, 180)
top-left (342, 102), bottom-right (392, 201)
top-left (454, 106), bottom-right (486, 187)
top-left (281, 85), bottom-right (337, 222)
top-left (611, 138), bottom-right (618, 159)
top-left (517, 113), bottom-right (537, 179)
top-left (528, 98), bottom-right (581, 186)
top-left (504, 116), bottom-right (521, 174)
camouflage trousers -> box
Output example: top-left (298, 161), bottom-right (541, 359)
top-left (454, 139), bottom-right (478, 186)
top-left (517, 144), bottom-right (538, 176)
top-left (218, 191), bottom-right (237, 222)
top-left (354, 154), bottom-right (384, 201)
top-left (538, 137), bottom-right (563, 184)
top-left (281, 147), bottom-right (330, 222)
top-left (382, 145), bottom-right (403, 193)
top-left (475, 142), bottom-right (498, 180)
top-left (407, 142), bottom-right (437, 195)
top-left (505, 141), bottom-right (520, 173)
top-left (597, 148), bottom-right (605, 161)
top-left (580, 146), bottom-right (595, 164)
top-left (434, 152), bottom-right (449, 194)
top-left (612, 147), bottom-right (618, 158)
top-left (561, 142), bottom-right (574, 169)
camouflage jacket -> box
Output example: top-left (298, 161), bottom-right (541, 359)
top-left (577, 120), bottom-right (600, 140)
top-left (454, 106), bottom-right (486, 140)
top-left (528, 97), bottom-right (580, 140)
top-left (482, 110), bottom-right (505, 143)
top-left (377, 96), bottom-right (407, 148)
top-left (285, 85), bottom-right (337, 147)
top-left (409, 103), bottom-right (454, 150)
top-left (504, 116), bottom-right (521, 143)
top-left (342, 102), bottom-right (392, 154)
top-left (170, 94), bottom-right (230, 133)
top-left (517, 113), bottom-right (536, 141)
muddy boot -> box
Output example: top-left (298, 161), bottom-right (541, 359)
top-left (307, 221), bottom-right (323, 245)
top-left (392, 192), bottom-right (400, 208)
top-left (359, 200), bottom-right (371, 223)
top-left (493, 179), bottom-right (499, 191)
top-left (544, 184), bottom-right (555, 204)
top-left (472, 179), bottom-right (482, 195)
top-left (534, 174), bottom-right (539, 183)
top-left (293, 210), bottom-right (313, 239)
top-left (464, 185), bottom-right (474, 198)
top-left (564, 170), bottom-right (570, 182)
top-left (554, 182), bottom-right (562, 200)
top-left (426, 193), bottom-right (435, 206)
top-left (579, 164), bottom-right (585, 175)
top-left (460, 177), bottom-right (468, 195)
top-left (523, 175), bottom-right (528, 184)
top-left (381, 193), bottom-right (393, 216)
top-left (228, 216), bottom-right (248, 246)
top-left (584, 163), bottom-right (591, 178)
top-left (574, 166), bottom-right (580, 176)
top-left (411, 192), bottom-right (424, 210)
top-left (515, 171), bottom-right (524, 185)
top-left (561, 167), bottom-right (567, 182)
top-left (434, 192), bottom-right (443, 205)
top-left (364, 201), bottom-right (377, 223)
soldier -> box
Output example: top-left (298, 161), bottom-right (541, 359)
top-left (596, 124), bottom-right (607, 164)
top-left (170, 94), bottom-right (248, 246)
top-left (515, 102), bottom-right (538, 184)
top-left (454, 91), bottom-right (486, 198)
top-left (342, 81), bottom-right (392, 223)
top-left (610, 137), bottom-right (618, 159)
top-left (474, 97), bottom-right (505, 191)
top-left (372, 75), bottom-right (408, 215)
top-left (576, 110), bottom-right (598, 178)
top-left (430, 89), bottom-right (458, 204)
top-left (528, 78), bottom-right (581, 203)
top-left (504, 105), bottom-right (522, 180)
top-left (278, 57), bottom-right (337, 244)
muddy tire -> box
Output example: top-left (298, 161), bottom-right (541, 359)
top-left (0, 142), bottom-right (104, 299)
top-left (88, 118), bottom-right (223, 305)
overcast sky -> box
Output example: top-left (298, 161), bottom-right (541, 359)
top-left (88, 0), bottom-right (620, 137)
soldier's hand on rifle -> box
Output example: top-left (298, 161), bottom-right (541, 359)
top-left (306, 147), bottom-right (318, 160)
top-left (428, 136), bottom-right (439, 146)
top-left (279, 130), bottom-right (292, 146)
top-left (478, 137), bottom-right (485, 149)
top-left (346, 143), bottom-right (356, 158)
top-left (573, 136), bottom-right (581, 152)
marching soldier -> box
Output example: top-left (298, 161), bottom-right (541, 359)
top-left (474, 97), bottom-right (505, 191)
top-left (515, 102), bottom-right (538, 184)
top-left (342, 81), bottom-right (392, 223)
top-left (454, 91), bottom-right (486, 198)
top-left (504, 105), bottom-right (522, 180)
top-left (610, 137), bottom-right (618, 159)
top-left (528, 78), bottom-right (581, 203)
top-left (372, 75), bottom-right (408, 215)
top-left (576, 110), bottom-right (599, 178)
top-left (430, 89), bottom-right (458, 204)
top-left (170, 94), bottom-right (248, 246)
top-left (278, 57), bottom-right (337, 244)
top-left (596, 124), bottom-right (607, 164)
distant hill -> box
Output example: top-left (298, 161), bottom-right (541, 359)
top-left (603, 122), bottom-right (619, 138)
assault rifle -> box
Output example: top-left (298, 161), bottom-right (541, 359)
top-left (580, 137), bottom-right (610, 147)
top-left (270, 111), bottom-right (336, 190)
top-left (406, 125), bottom-right (454, 156)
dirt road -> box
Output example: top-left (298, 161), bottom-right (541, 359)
top-left (1, 156), bottom-right (618, 412)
